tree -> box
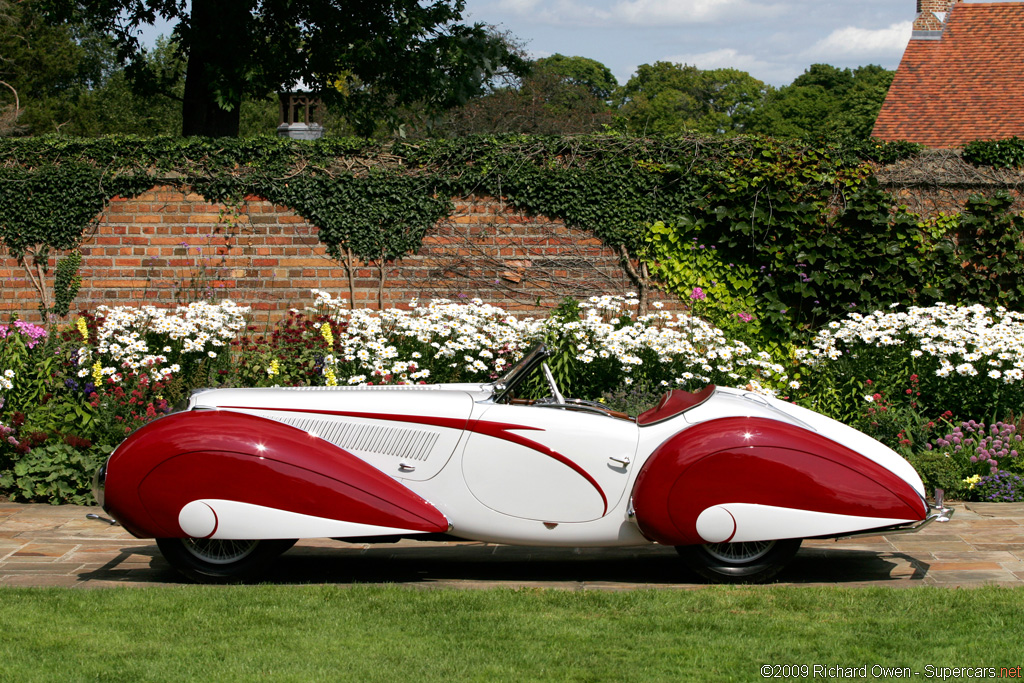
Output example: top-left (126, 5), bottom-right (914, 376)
top-left (41, 0), bottom-right (526, 137)
top-left (614, 61), bottom-right (769, 136)
top-left (432, 54), bottom-right (616, 136)
top-left (0, 0), bottom-right (109, 135)
top-left (534, 54), bottom-right (618, 101)
top-left (746, 63), bottom-right (894, 139)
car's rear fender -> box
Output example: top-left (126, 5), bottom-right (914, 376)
top-left (632, 416), bottom-right (928, 546)
top-left (102, 410), bottom-right (449, 539)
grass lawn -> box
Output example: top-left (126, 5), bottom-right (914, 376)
top-left (0, 585), bottom-right (1021, 681)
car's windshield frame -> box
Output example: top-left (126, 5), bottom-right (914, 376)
top-left (492, 344), bottom-right (550, 403)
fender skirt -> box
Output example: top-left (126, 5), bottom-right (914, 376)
top-left (102, 410), bottom-right (450, 539)
top-left (632, 417), bottom-right (928, 546)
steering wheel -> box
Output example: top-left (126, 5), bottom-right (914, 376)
top-left (541, 362), bottom-right (565, 405)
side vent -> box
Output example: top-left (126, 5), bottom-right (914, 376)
top-left (274, 416), bottom-right (440, 462)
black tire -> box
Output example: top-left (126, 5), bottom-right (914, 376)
top-left (676, 538), bottom-right (802, 584)
top-left (156, 537), bottom-right (296, 584)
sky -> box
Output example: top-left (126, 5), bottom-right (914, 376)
top-left (135, 0), bottom-right (1012, 91)
top-left (460, 0), bottom-right (918, 87)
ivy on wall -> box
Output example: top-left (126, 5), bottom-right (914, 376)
top-left (963, 137), bottom-right (1024, 169)
top-left (0, 133), bottom-right (1019, 339)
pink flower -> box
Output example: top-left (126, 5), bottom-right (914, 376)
top-left (0, 320), bottom-right (47, 349)
top-left (690, 287), bottom-right (706, 301)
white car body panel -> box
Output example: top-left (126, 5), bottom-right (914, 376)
top-left (184, 377), bottom-right (928, 547)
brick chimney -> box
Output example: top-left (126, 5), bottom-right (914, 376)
top-left (914, 0), bottom-right (960, 33)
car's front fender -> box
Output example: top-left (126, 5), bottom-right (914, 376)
top-left (102, 410), bottom-right (449, 539)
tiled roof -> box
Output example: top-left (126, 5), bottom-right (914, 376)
top-left (873, 2), bottom-right (1024, 148)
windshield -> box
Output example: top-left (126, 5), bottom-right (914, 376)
top-left (493, 344), bottom-right (550, 403)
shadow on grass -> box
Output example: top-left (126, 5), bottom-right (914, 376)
top-left (78, 541), bottom-right (929, 587)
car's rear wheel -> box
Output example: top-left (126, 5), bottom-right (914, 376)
top-left (156, 537), bottom-right (296, 584)
top-left (676, 538), bottom-right (801, 583)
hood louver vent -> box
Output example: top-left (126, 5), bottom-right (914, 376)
top-left (274, 415), bottom-right (440, 462)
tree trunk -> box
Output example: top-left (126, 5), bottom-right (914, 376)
top-left (181, 0), bottom-right (249, 137)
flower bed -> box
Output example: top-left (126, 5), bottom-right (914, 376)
top-left (795, 303), bottom-right (1024, 500)
top-left (3, 296), bottom-right (1024, 504)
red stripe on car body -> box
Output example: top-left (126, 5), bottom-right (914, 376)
top-left (224, 406), bottom-right (610, 515)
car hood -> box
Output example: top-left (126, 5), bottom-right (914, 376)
top-left (187, 383), bottom-right (491, 422)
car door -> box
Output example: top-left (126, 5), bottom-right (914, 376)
top-left (461, 403), bottom-right (639, 523)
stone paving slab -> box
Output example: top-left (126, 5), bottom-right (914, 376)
top-left (1, 502), bottom-right (1023, 589)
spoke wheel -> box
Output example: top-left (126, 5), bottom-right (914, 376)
top-left (157, 537), bottom-right (296, 584)
top-left (181, 538), bottom-right (261, 565)
top-left (676, 538), bottom-right (801, 584)
top-left (702, 540), bottom-right (776, 564)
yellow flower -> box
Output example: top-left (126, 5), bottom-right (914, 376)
top-left (324, 367), bottom-right (338, 386)
top-left (963, 474), bottom-right (982, 490)
top-left (267, 359), bottom-right (280, 376)
top-left (91, 361), bottom-right (103, 387)
top-left (76, 317), bottom-right (88, 341)
top-left (320, 323), bottom-right (334, 347)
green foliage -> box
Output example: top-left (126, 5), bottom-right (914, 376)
top-left (260, 172), bottom-right (451, 262)
top-left (51, 251), bottom-right (82, 317)
top-left (652, 138), bottom-right (929, 341)
top-left (905, 450), bottom-right (972, 499)
top-left (42, 0), bottom-right (528, 137)
top-left (434, 66), bottom-right (613, 136)
top-left (0, 163), bottom-right (105, 259)
top-left (615, 62), bottom-right (769, 135)
top-left (963, 137), bottom-right (1024, 169)
top-left (940, 192), bottom-right (1024, 307)
top-left (599, 378), bottom-right (665, 416)
top-left (862, 138), bottom-right (926, 165)
top-left (534, 54), bottom-right (619, 101)
top-left (2, 133), bottom-right (1024, 343)
top-left (0, 442), bottom-right (109, 505)
top-left (745, 64), bottom-right (894, 140)
top-left (644, 219), bottom-right (761, 340)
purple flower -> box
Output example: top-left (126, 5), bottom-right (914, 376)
top-left (690, 287), bottom-right (706, 301)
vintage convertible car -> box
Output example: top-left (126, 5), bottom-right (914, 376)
top-left (90, 344), bottom-right (952, 583)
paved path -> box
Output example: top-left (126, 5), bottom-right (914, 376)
top-left (2, 502), bottom-right (1023, 589)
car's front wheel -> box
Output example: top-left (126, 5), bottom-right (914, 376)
top-left (676, 538), bottom-right (801, 583)
top-left (156, 537), bottom-right (296, 584)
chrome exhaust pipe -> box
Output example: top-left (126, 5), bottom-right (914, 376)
top-left (85, 513), bottom-right (119, 526)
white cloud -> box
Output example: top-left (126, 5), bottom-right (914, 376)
top-left (611, 0), bottom-right (780, 24)
top-left (495, 0), bottom-right (613, 25)
top-left (805, 21), bottom-right (912, 60)
top-left (662, 48), bottom-right (768, 72)
top-left (658, 48), bottom-right (799, 85)
top-left (494, 0), bottom-right (781, 26)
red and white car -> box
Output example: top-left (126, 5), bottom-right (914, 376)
top-left (91, 344), bottom-right (951, 583)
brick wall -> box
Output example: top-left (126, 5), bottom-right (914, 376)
top-left (0, 185), bottom-right (667, 323)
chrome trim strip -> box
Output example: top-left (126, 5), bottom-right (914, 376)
top-left (834, 503), bottom-right (954, 540)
